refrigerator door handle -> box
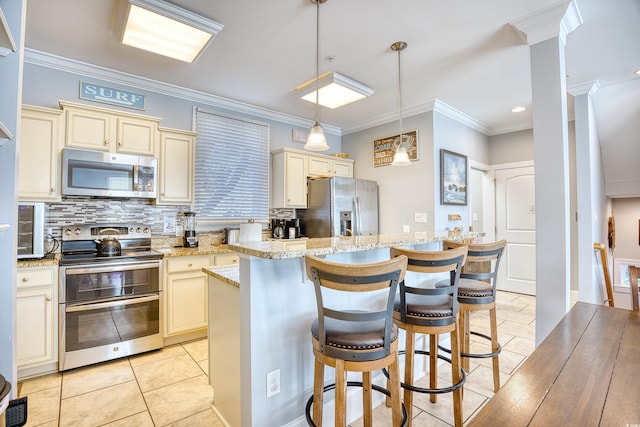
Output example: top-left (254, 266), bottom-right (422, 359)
top-left (353, 196), bottom-right (361, 236)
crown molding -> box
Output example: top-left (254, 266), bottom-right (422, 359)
top-left (511, 0), bottom-right (582, 46)
top-left (342, 98), bottom-right (491, 136)
top-left (24, 48), bottom-right (342, 136)
top-left (568, 80), bottom-right (601, 97)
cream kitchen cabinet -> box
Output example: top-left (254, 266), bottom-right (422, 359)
top-left (307, 154), bottom-right (353, 178)
top-left (16, 265), bottom-right (58, 378)
top-left (60, 101), bottom-right (160, 156)
top-left (271, 148), bottom-right (354, 208)
top-left (164, 255), bottom-right (214, 338)
top-left (271, 149), bottom-right (308, 208)
top-left (18, 105), bottom-right (64, 201)
top-left (157, 127), bottom-right (196, 205)
top-left (213, 252), bottom-right (239, 266)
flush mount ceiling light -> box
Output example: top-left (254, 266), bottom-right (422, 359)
top-left (113, 0), bottom-right (224, 63)
top-left (391, 41), bottom-right (411, 167)
top-left (304, 0), bottom-right (329, 151)
top-left (295, 71), bottom-right (375, 109)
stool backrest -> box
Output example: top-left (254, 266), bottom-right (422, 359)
top-left (389, 245), bottom-right (468, 326)
top-left (443, 239), bottom-right (506, 294)
top-left (305, 254), bottom-right (408, 361)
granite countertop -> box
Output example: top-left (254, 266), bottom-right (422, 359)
top-left (17, 253), bottom-right (61, 268)
top-left (203, 265), bottom-right (240, 288)
top-left (227, 232), bottom-right (481, 260)
top-left (153, 245), bottom-right (236, 257)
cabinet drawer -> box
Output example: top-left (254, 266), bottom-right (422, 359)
top-left (214, 253), bottom-right (239, 266)
top-left (166, 256), bottom-right (212, 274)
top-left (17, 268), bottom-right (55, 288)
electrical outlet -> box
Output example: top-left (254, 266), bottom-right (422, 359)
top-left (415, 231), bottom-right (427, 239)
top-left (266, 369), bottom-right (280, 398)
top-left (414, 212), bottom-right (427, 223)
top-left (402, 225), bottom-right (410, 233)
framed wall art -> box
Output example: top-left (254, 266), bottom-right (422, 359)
top-left (373, 130), bottom-right (418, 167)
top-left (440, 149), bottom-right (467, 206)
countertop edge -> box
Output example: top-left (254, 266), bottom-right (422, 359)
top-left (204, 266), bottom-right (240, 288)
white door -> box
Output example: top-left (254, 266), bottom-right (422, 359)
top-left (495, 166), bottom-right (536, 295)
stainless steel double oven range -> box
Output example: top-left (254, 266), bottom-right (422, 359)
top-left (59, 224), bottom-right (163, 371)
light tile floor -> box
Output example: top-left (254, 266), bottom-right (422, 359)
top-left (18, 290), bottom-right (537, 426)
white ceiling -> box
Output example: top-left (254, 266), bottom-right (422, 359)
top-left (23, 0), bottom-right (640, 187)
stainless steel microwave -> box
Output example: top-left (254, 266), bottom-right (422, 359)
top-left (17, 202), bottom-right (45, 259)
top-left (62, 148), bottom-right (157, 199)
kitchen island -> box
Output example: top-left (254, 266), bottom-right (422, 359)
top-left (205, 232), bottom-right (476, 427)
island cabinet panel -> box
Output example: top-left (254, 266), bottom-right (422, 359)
top-left (164, 255), bottom-right (213, 338)
top-left (157, 127), bottom-right (196, 205)
top-left (60, 101), bottom-right (160, 156)
top-left (16, 265), bottom-right (58, 378)
top-left (19, 105), bottom-right (64, 201)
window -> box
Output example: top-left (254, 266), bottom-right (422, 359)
top-left (612, 258), bottom-right (640, 290)
top-left (194, 108), bottom-right (269, 221)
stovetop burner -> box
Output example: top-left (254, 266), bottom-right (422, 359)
top-left (60, 223), bottom-right (162, 266)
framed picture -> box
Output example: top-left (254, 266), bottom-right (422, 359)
top-left (373, 130), bottom-right (419, 167)
top-left (440, 149), bottom-right (467, 205)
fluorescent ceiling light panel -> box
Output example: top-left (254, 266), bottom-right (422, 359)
top-left (296, 72), bottom-right (374, 109)
top-left (114, 0), bottom-right (223, 63)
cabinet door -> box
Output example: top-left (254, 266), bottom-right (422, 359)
top-left (16, 287), bottom-right (56, 368)
top-left (116, 116), bottom-right (157, 155)
top-left (164, 272), bottom-right (208, 336)
top-left (307, 155), bottom-right (332, 177)
top-left (19, 106), bottom-right (63, 201)
top-left (285, 152), bottom-right (308, 208)
top-left (65, 108), bottom-right (112, 151)
top-left (332, 159), bottom-right (354, 177)
top-left (157, 129), bottom-right (195, 205)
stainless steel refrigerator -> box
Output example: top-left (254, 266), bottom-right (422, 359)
top-left (304, 176), bottom-right (379, 238)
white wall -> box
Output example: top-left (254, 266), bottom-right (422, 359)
top-left (342, 111), bottom-right (436, 234)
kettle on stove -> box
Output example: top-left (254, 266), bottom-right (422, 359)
top-left (94, 228), bottom-right (122, 256)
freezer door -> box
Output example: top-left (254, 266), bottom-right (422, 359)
top-left (333, 177), bottom-right (356, 236)
top-left (355, 179), bottom-right (379, 235)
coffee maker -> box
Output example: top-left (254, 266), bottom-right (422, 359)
top-left (183, 212), bottom-right (198, 248)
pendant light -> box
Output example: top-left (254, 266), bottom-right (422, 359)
top-left (304, 0), bottom-right (329, 151)
top-left (391, 41), bottom-right (411, 166)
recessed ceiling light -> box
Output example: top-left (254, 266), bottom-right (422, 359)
top-left (635, 68), bottom-right (640, 76)
top-left (511, 106), bottom-right (526, 113)
top-left (113, 0), bottom-right (224, 63)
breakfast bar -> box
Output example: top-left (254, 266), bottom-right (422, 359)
top-left (204, 233), bottom-right (459, 427)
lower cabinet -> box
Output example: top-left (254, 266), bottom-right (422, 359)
top-left (164, 255), bottom-right (214, 338)
top-left (16, 265), bottom-right (58, 378)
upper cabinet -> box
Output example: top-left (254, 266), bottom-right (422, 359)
top-left (157, 127), bottom-right (196, 205)
top-left (60, 101), bottom-right (160, 156)
top-left (19, 105), bottom-right (64, 201)
top-left (271, 148), bottom-right (354, 208)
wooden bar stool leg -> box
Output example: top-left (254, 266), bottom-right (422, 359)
top-left (388, 355), bottom-right (403, 426)
top-left (462, 308), bottom-right (471, 372)
top-left (313, 358), bottom-right (324, 426)
top-left (335, 359), bottom-right (347, 427)
top-left (363, 371), bottom-right (372, 427)
top-left (489, 305), bottom-right (501, 392)
top-left (404, 325), bottom-right (415, 426)
top-left (450, 328), bottom-right (464, 427)
top-left (429, 334), bottom-right (438, 404)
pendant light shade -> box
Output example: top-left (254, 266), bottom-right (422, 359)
top-left (304, 0), bottom-right (329, 152)
top-left (390, 41), bottom-right (410, 166)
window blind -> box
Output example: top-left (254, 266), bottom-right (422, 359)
top-left (194, 108), bottom-right (270, 220)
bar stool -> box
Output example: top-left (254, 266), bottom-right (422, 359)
top-left (389, 245), bottom-right (468, 427)
top-left (304, 254), bottom-right (408, 427)
top-left (439, 239), bottom-right (506, 392)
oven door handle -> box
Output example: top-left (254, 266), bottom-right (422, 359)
top-left (66, 294), bottom-right (160, 313)
top-left (65, 262), bottom-right (160, 275)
